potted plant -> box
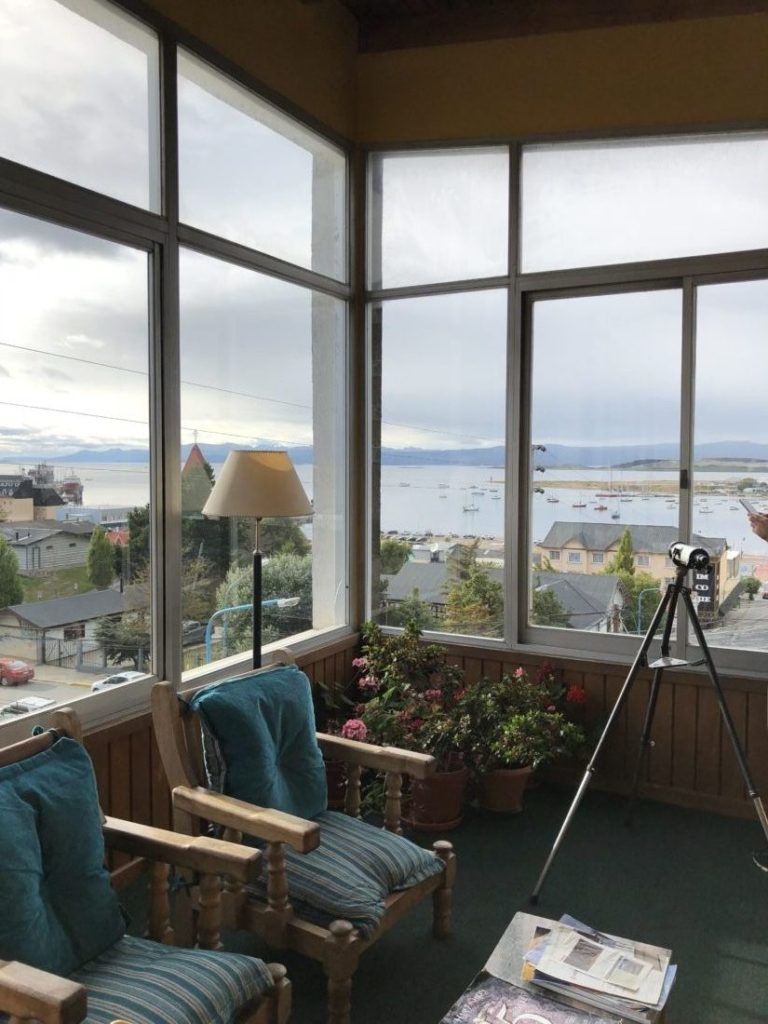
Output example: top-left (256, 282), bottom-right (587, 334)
top-left (456, 666), bottom-right (585, 813)
top-left (350, 621), bottom-right (469, 829)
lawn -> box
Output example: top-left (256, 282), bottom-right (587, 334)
top-left (21, 566), bottom-right (95, 603)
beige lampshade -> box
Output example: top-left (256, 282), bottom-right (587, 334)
top-left (202, 450), bottom-right (312, 520)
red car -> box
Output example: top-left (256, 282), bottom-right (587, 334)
top-left (0, 658), bottom-right (35, 686)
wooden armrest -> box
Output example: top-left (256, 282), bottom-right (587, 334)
top-left (0, 959), bottom-right (86, 1024)
top-left (316, 732), bottom-right (436, 779)
top-left (173, 786), bottom-right (320, 854)
top-left (102, 816), bottom-right (263, 884)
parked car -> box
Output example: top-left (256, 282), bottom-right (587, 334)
top-left (0, 658), bottom-right (35, 686)
top-left (91, 670), bottom-right (146, 693)
top-left (182, 620), bottom-right (206, 646)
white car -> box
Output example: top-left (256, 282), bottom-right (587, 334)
top-left (91, 670), bottom-right (146, 693)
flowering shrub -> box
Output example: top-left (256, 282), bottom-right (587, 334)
top-left (350, 621), bottom-right (467, 771)
top-left (340, 718), bottom-right (368, 742)
top-left (454, 665), bottom-right (586, 776)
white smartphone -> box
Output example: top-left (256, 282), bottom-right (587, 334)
top-left (739, 497), bottom-right (758, 515)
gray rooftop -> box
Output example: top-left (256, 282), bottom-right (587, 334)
top-left (532, 571), bottom-right (626, 629)
top-left (384, 560), bottom-right (504, 605)
top-left (538, 521), bottom-right (727, 556)
top-left (6, 584), bottom-right (148, 629)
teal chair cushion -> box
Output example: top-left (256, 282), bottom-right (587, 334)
top-left (0, 736), bottom-right (125, 976)
top-left (189, 664), bottom-right (328, 820)
top-left (72, 934), bottom-right (274, 1024)
top-left (246, 809), bottom-right (444, 939)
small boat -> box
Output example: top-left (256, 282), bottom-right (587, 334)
top-left (491, 494), bottom-right (502, 500)
top-left (611, 511), bottom-right (620, 519)
top-left (572, 502), bottom-right (587, 508)
top-left (462, 505), bottom-right (479, 513)
top-left (438, 483), bottom-right (449, 489)
top-left (594, 504), bottom-right (608, 511)
top-left (546, 497), bottom-right (560, 503)
top-left (399, 482), bottom-right (410, 487)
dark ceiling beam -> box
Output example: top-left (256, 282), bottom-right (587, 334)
top-left (350, 0), bottom-right (768, 53)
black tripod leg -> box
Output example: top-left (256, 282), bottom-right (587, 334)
top-left (624, 667), bottom-right (663, 826)
top-left (684, 591), bottom-right (768, 846)
top-left (529, 584), bottom-right (675, 904)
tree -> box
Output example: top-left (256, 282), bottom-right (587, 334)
top-left (0, 536), bottom-right (23, 609)
top-left (94, 609), bottom-right (150, 670)
top-left (126, 504), bottom-right (150, 580)
top-left (87, 528), bottom-right (115, 589)
top-left (742, 576), bottom-right (762, 601)
top-left (605, 528), bottom-right (635, 575)
top-left (530, 583), bottom-right (571, 627)
top-left (259, 520), bottom-right (311, 558)
top-left (616, 570), bottom-right (661, 632)
top-left (443, 563), bottom-right (503, 636)
top-left (380, 538), bottom-right (412, 575)
top-left (386, 588), bottom-right (438, 630)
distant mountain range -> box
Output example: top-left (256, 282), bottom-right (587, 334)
top-left (4, 441), bottom-right (768, 468)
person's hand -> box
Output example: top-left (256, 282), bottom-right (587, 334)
top-left (748, 511), bottom-right (768, 543)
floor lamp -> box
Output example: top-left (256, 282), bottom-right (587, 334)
top-left (202, 450), bottom-right (313, 668)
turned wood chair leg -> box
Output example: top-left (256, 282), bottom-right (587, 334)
top-left (384, 771), bottom-right (403, 834)
top-left (148, 860), bottom-right (175, 945)
top-left (265, 963), bottom-right (292, 1024)
top-left (323, 920), bottom-right (360, 1024)
top-left (197, 871), bottom-right (223, 950)
top-left (432, 840), bottom-right (456, 939)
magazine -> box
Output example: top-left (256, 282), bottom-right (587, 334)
top-left (522, 917), bottom-right (676, 1024)
top-left (439, 971), bottom-right (624, 1024)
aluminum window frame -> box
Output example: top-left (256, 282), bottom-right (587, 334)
top-left (0, 0), bottom-right (354, 742)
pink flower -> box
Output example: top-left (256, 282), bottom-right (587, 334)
top-left (546, 704), bottom-right (556, 712)
top-left (357, 674), bottom-right (380, 693)
top-left (352, 656), bottom-right (368, 669)
top-left (340, 718), bottom-right (368, 742)
top-left (424, 688), bottom-right (443, 702)
top-left (566, 685), bottom-right (587, 705)
top-left (514, 666), bottom-right (526, 679)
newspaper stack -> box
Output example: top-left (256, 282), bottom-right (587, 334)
top-left (522, 915), bottom-right (677, 1023)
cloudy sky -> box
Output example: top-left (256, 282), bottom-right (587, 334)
top-left (1, 0), bottom-right (767, 468)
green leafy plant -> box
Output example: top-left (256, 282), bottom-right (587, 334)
top-left (455, 666), bottom-right (586, 776)
top-left (350, 620), bottom-right (466, 771)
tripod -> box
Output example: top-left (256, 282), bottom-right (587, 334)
top-left (530, 545), bottom-right (768, 904)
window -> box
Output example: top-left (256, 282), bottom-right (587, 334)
top-left (521, 133), bottom-right (768, 272)
top-left (636, 555), bottom-right (650, 567)
top-left (567, 552), bottom-right (581, 564)
top-left (548, 551), bottom-right (561, 561)
top-left (179, 250), bottom-right (346, 672)
top-left (592, 553), bottom-right (604, 564)
top-left (178, 50), bottom-right (347, 281)
top-left (0, 0), bottom-right (349, 730)
top-left (0, 0), bottom-right (160, 209)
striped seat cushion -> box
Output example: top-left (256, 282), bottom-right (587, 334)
top-left (247, 810), bottom-right (443, 939)
top-left (70, 935), bottom-right (273, 1024)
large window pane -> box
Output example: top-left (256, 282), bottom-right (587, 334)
top-left (370, 290), bottom-right (507, 640)
top-left (178, 50), bottom-right (347, 281)
top-left (179, 250), bottom-right (346, 672)
top-left (529, 290), bottom-right (682, 638)
top-left (692, 278), bottom-right (768, 652)
top-left (0, 0), bottom-right (159, 210)
top-left (369, 149), bottom-right (509, 290)
top-left (521, 134), bottom-right (768, 273)
top-left (0, 207), bottom-right (151, 722)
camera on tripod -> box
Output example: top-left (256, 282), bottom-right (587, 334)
top-left (668, 542), bottom-right (710, 571)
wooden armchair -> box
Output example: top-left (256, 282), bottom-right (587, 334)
top-left (0, 710), bottom-right (290, 1024)
top-left (152, 663), bottom-right (457, 1024)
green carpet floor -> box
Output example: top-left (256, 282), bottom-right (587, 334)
top-left (214, 786), bottom-right (768, 1024)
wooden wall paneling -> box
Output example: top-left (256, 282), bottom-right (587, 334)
top-left (150, 726), bottom-right (172, 832)
top-left (463, 657), bottom-right (483, 686)
top-left (694, 683), bottom-right (723, 796)
top-left (646, 679), bottom-right (674, 790)
top-left (129, 726), bottom-right (152, 826)
top-left (671, 682), bottom-right (698, 793)
top-left (746, 688), bottom-right (768, 798)
top-left (624, 671), bottom-right (652, 786)
top-left (481, 657), bottom-right (502, 682)
top-left (109, 736), bottom-right (133, 870)
top-left (718, 686), bottom-right (749, 802)
top-left (595, 671), bottom-right (628, 789)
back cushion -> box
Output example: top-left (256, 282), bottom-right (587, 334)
top-left (0, 736), bottom-right (125, 975)
top-left (189, 664), bottom-right (328, 820)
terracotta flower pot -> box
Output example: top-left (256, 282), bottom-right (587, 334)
top-left (478, 765), bottom-right (533, 813)
top-left (403, 764), bottom-right (469, 832)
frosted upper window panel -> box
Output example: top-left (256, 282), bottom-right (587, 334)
top-left (369, 149), bottom-right (509, 289)
top-left (177, 50), bottom-right (347, 282)
top-left (521, 133), bottom-right (768, 273)
top-left (0, 0), bottom-right (159, 210)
